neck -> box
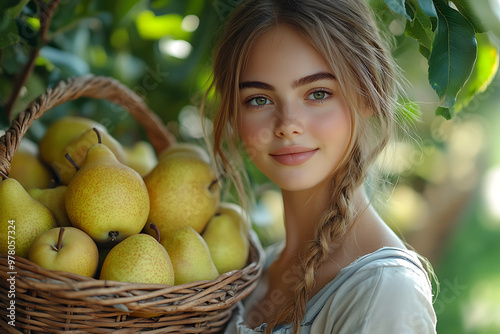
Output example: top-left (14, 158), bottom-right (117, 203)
top-left (280, 180), bottom-right (331, 261)
top-left (280, 182), bottom-right (372, 262)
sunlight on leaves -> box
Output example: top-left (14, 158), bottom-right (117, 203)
top-left (454, 33), bottom-right (499, 113)
top-left (135, 10), bottom-right (188, 40)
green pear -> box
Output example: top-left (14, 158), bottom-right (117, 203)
top-left (29, 186), bottom-right (71, 227)
top-left (202, 204), bottom-right (250, 274)
top-left (54, 128), bottom-right (127, 185)
top-left (9, 139), bottom-right (52, 190)
top-left (65, 129), bottom-right (150, 245)
top-left (28, 227), bottom-right (99, 277)
top-left (158, 142), bottom-right (211, 164)
top-left (124, 141), bottom-right (158, 177)
top-left (0, 178), bottom-right (57, 258)
top-left (164, 226), bottom-right (219, 285)
top-left (144, 154), bottom-right (220, 242)
top-left (99, 227), bottom-right (174, 285)
top-left (39, 116), bottom-right (106, 167)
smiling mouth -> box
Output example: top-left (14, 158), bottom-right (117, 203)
top-left (270, 148), bottom-right (318, 166)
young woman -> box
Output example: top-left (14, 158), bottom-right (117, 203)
top-left (202, 0), bottom-right (437, 333)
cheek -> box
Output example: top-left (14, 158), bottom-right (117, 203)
top-left (238, 115), bottom-right (275, 156)
top-left (311, 107), bottom-right (352, 154)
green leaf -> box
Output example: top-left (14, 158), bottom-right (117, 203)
top-left (435, 106), bottom-right (453, 120)
top-left (0, 11), bottom-right (20, 49)
top-left (428, 1), bottom-right (477, 109)
top-left (453, 33), bottom-right (499, 112)
top-left (7, 0), bottom-right (30, 18)
top-left (450, 0), bottom-right (487, 33)
top-left (405, 1), bottom-right (434, 56)
top-left (418, 44), bottom-right (431, 59)
top-left (384, 0), bottom-right (412, 20)
top-left (416, 0), bottom-right (437, 17)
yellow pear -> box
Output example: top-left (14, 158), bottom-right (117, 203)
top-left (158, 142), bottom-right (211, 164)
top-left (124, 141), bottom-right (158, 176)
top-left (28, 186), bottom-right (71, 227)
top-left (9, 139), bottom-right (52, 190)
top-left (163, 226), bottom-right (219, 285)
top-left (39, 116), bottom-right (106, 167)
top-left (217, 202), bottom-right (251, 234)
top-left (144, 154), bottom-right (220, 242)
top-left (65, 129), bottom-right (150, 245)
top-left (55, 127), bottom-right (127, 185)
top-left (99, 226), bottom-right (174, 285)
top-left (28, 227), bottom-right (99, 277)
top-left (202, 204), bottom-right (250, 274)
top-left (0, 178), bottom-right (57, 258)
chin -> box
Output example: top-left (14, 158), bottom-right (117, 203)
top-left (272, 177), bottom-right (323, 192)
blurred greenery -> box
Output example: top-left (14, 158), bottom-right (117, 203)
top-left (1, 0), bottom-right (500, 333)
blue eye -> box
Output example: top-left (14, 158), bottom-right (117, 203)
top-left (248, 97), bottom-right (271, 106)
top-left (307, 90), bottom-right (331, 100)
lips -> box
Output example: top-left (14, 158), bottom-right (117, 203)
top-left (270, 146), bottom-right (318, 166)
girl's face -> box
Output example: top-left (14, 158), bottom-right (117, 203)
top-left (238, 25), bottom-right (352, 191)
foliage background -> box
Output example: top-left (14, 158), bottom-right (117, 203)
top-left (1, 0), bottom-right (500, 333)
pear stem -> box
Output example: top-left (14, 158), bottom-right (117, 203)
top-left (48, 179), bottom-right (56, 188)
top-left (93, 127), bottom-right (102, 144)
top-left (150, 223), bottom-right (161, 243)
top-left (208, 178), bottom-right (219, 191)
top-left (109, 231), bottom-right (119, 242)
top-left (0, 170), bottom-right (9, 179)
top-left (65, 153), bottom-right (80, 171)
top-left (51, 227), bottom-right (65, 251)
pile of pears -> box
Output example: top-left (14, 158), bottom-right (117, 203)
top-left (0, 116), bottom-right (250, 288)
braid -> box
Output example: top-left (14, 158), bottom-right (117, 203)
top-left (265, 145), bottom-right (365, 334)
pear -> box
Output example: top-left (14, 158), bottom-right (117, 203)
top-left (124, 141), bottom-right (158, 177)
top-left (144, 154), bottom-right (220, 242)
top-left (55, 127), bottom-right (127, 185)
top-left (9, 139), bottom-right (52, 190)
top-left (0, 178), bottom-right (57, 258)
top-left (65, 128), bottom-right (150, 245)
top-left (202, 203), bottom-right (250, 274)
top-left (39, 116), bottom-right (106, 167)
top-left (99, 224), bottom-right (174, 285)
top-left (29, 186), bottom-right (71, 227)
top-left (164, 226), bottom-right (219, 285)
top-left (28, 227), bottom-right (99, 277)
top-left (158, 142), bottom-right (211, 164)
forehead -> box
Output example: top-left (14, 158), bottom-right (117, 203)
top-left (241, 24), bottom-right (331, 83)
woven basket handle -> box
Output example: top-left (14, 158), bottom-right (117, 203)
top-left (0, 74), bottom-right (176, 179)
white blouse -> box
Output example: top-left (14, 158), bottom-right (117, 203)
top-left (224, 246), bottom-right (437, 333)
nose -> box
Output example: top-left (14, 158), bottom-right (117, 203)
top-left (274, 104), bottom-right (303, 138)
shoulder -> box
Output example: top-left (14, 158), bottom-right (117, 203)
top-left (309, 248), bottom-right (437, 334)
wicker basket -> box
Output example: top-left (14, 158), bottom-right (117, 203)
top-left (0, 75), bottom-right (264, 333)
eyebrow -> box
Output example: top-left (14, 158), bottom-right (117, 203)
top-left (239, 71), bottom-right (335, 91)
top-left (292, 71), bottom-right (335, 88)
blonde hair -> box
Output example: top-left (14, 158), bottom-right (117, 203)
top-left (201, 0), bottom-right (408, 332)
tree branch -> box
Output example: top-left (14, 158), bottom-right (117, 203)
top-left (3, 0), bottom-right (62, 120)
